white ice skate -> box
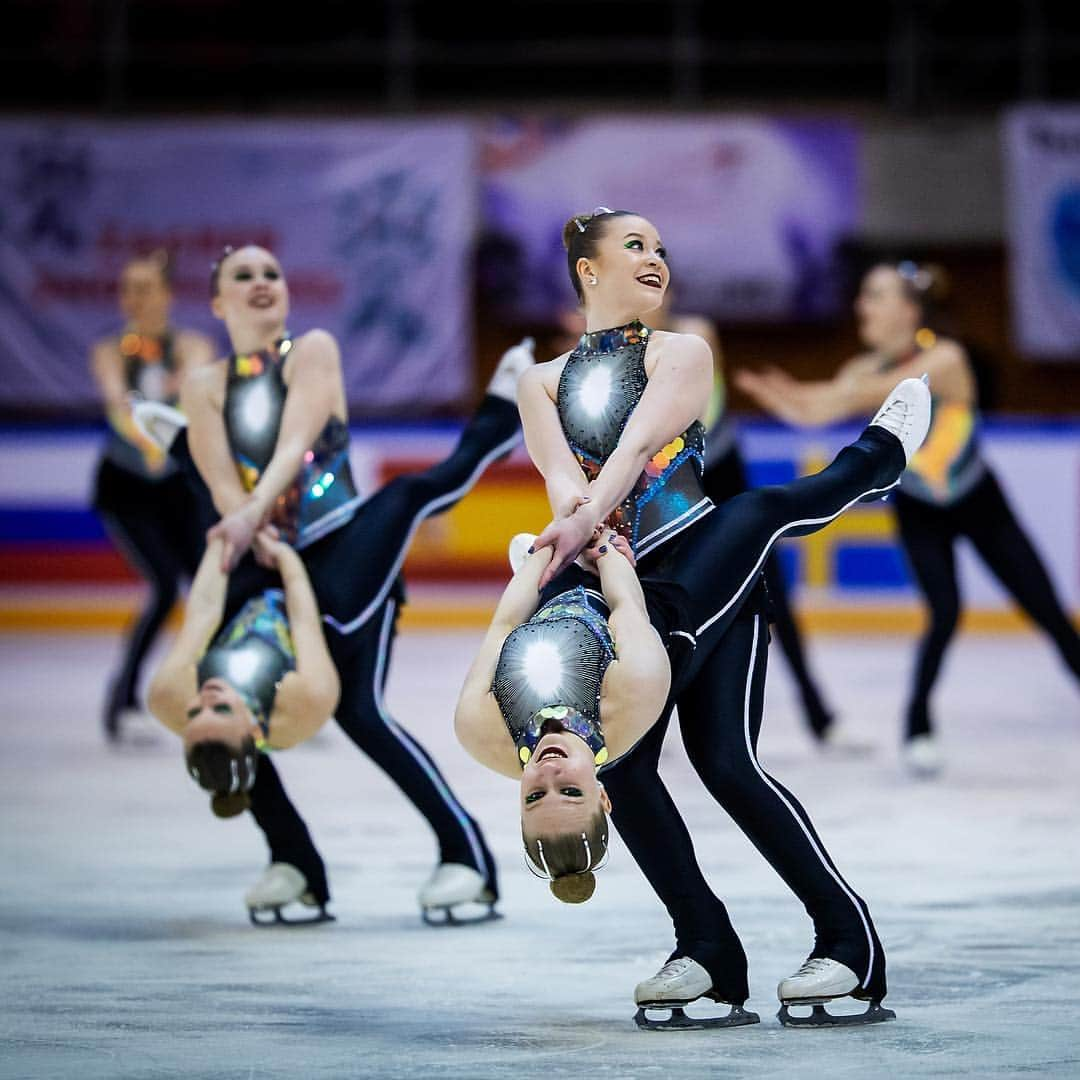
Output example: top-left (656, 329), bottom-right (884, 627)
top-left (817, 719), bottom-right (876, 757)
top-left (777, 957), bottom-right (895, 1027)
top-left (132, 400), bottom-right (187, 452)
top-left (244, 862), bottom-right (333, 927)
top-left (633, 957), bottom-right (760, 1031)
top-left (902, 733), bottom-right (944, 778)
top-left (486, 337), bottom-right (535, 404)
top-left (111, 707), bottom-right (161, 747)
top-left (508, 532), bottom-right (537, 574)
top-left (417, 863), bottom-right (499, 927)
top-left (869, 375), bottom-right (932, 464)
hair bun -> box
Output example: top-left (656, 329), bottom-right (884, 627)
top-left (550, 872), bottom-right (596, 904)
top-left (211, 792), bottom-right (250, 819)
top-left (562, 215), bottom-right (590, 251)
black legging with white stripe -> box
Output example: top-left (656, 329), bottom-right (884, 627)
top-left (93, 461), bottom-right (204, 729)
top-left (216, 393), bottom-right (520, 896)
top-left (601, 425), bottom-right (903, 1004)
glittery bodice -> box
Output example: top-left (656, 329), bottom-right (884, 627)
top-left (557, 321), bottom-right (713, 558)
top-left (197, 589), bottom-right (296, 728)
top-left (104, 329), bottom-right (179, 478)
top-left (224, 336), bottom-right (360, 548)
top-left (491, 586), bottom-right (613, 768)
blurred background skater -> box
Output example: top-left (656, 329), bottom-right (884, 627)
top-left (90, 249), bottom-right (215, 742)
top-left (737, 261), bottom-right (1080, 776)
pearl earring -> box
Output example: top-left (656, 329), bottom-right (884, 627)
top-left (588, 275), bottom-right (598, 286)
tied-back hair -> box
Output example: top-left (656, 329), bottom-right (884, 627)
top-left (129, 247), bottom-right (176, 289)
top-left (561, 206), bottom-right (636, 302)
top-left (209, 244), bottom-right (241, 298)
top-left (185, 735), bottom-right (258, 818)
top-left (891, 259), bottom-right (950, 329)
top-left (522, 807), bottom-right (609, 904)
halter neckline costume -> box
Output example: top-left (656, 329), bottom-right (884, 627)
top-left (197, 589), bottom-right (296, 747)
top-left (558, 319), bottom-right (713, 559)
top-left (225, 335), bottom-right (360, 548)
top-left (492, 586), bottom-right (614, 769)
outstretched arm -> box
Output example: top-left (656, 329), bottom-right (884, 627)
top-left (255, 531), bottom-right (340, 749)
top-left (147, 538), bottom-right (229, 734)
top-left (453, 548), bottom-right (554, 778)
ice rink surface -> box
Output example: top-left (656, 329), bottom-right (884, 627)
top-left (2, 623), bottom-right (1079, 1079)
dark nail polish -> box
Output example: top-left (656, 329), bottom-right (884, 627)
top-left (527, 546), bottom-right (534, 554)
top-left (598, 545), bottom-right (608, 554)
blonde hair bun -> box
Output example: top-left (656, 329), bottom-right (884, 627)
top-left (211, 792), bottom-right (250, 819)
top-left (550, 872), bottom-right (596, 904)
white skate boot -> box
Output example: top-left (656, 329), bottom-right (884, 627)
top-left (486, 337), bottom-right (536, 404)
top-left (244, 862), bottom-right (333, 927)
top-left (818, 718), bottom-right (875, 757)
top-left (777, 957), bottom-right (895, 1027)
top-left (633, 957), bottom-right (759, 1031)
top-left (902, 733), bottom-right (944, 778)
top-left (417, 863), bottom-right (499, 926)
top-left (132, 400), bottom-right (187, 452)
top-left (869, 375), bottom-right (932, 464)
top-left (508, 532), bottom-right (537, 574)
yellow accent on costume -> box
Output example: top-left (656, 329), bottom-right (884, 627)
top-left (908, 402), bottom-right (974, 498)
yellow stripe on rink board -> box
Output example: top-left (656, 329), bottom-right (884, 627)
top-left (1, 599), bottom-right (1076, 636)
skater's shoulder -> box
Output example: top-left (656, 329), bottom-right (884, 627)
top-left (290, 328), bottom-right (341, 362)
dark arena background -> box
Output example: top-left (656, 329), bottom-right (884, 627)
top-left (2, 4), bottom-right (1079, 1078)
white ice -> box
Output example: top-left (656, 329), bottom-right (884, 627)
top-left (2, 624), bottom-right (1079, 1079)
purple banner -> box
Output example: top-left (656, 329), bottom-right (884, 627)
top-left (479, 116), bottom-right (859, 322)
top-left (0, 119), bottom-right (476, 415)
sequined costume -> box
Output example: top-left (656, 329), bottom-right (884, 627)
top-left (225, 335), bottom-right (360, 549)
top-left (197, 590), bottom-right (296, 735)
top-left (492, 586), bottom-right (613, 767)
top-left (92, 328), bottom-right (204, 737)
top-left (557, 320), bottom-right (713, 558)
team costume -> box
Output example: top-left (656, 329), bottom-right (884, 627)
top-left (93, 330), bottom-right (203, 738)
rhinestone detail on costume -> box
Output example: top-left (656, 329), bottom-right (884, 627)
top-left (492, 586), bottom-right (613, 768)
top-left (557, 320), bottom-right (712, 558)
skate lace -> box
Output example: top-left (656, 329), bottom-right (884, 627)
top-left (874, 397), bottom-right (912, 439)
top-left (656, 957), bottom-right (696, 979)
top-left (791, 958), bottom-right (833, 979)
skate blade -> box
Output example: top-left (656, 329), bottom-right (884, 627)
top-left (421, 902), bottom-right (502, 928)
top-left (248, 905), bottom-right (335, 928)
top-left (634, 1004), bottom-right (760, 1031)
top-left (777, 1001), bottom-right (896, 1028)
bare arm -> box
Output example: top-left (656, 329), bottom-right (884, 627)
top-left (258, 534), bottom-right (339, 749)
top-left (206, 330), bottom-right (345, 569)
top-left (737, 343), bottom-right (968, 427)
top-left (173, 329), bottom-right (216, 378)
top-left (517, 361), bottom-right (591, 519)
top-left (453, 549), bottom-right (554, 778)
top-left (595, 548), bottom-right (671, 755)
top-left (147, 538), bottom-right (229, 734)
top-left (181, 361), bottom-right (250, 516)
top-left (532, 333), bottom-right (713, 588)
